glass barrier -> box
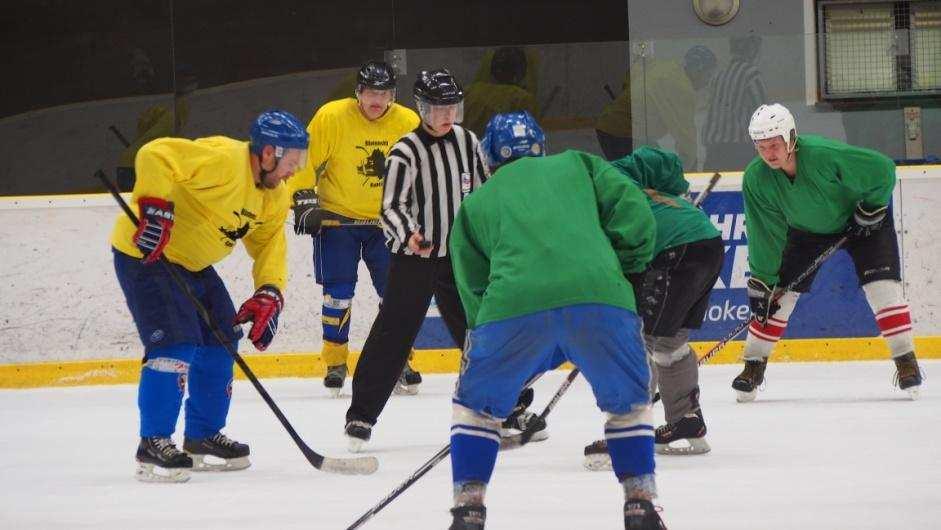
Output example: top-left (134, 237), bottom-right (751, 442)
top-left (2, 3), bottom-right (940, 198)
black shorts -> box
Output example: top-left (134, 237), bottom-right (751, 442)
top-left (630, 237), bottom-right (724, 337)
top-left (779, 214), bottom-right (901, 292)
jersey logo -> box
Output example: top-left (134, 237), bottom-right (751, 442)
top-left (218, 210), bottom-right (252, 245)
top-left (356, 142), bottom-right (389, 186)
top-left (643, 188), bottom-right (680, 208)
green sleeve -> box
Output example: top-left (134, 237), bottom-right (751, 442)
top-left (743, 172), bottom-right (788, 286)
top-left (448, 204), bottom-right (490, 330)
top-left (834, 145), bottom-right (896, 209)
top-left (586, 154), bottom-right (656, 274)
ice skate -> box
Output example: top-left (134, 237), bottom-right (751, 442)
top-left (894, 352), bottom-right (923, 400)
top-left (624, 498), bottom-right (667, 530)
top-left (449, 505), bottom-right (486, 530)
top-left (731, 358), bottom-right (768, 402)
top-left (393, 362), bottom-right (422, 395)
top-left (323, 363), bottom-right (348, 398)
top-left (135, 437), bottom-right (193, 483)
top-left (655, 409), bottom-right (710, 455)
top-left (345, 420), bottom-right (372, 453)
top-left (582, 439), bottom-right (612, 471)
top-left (500, 409), bottom-right (548, 446)
top-left (183, 432), bottom-right (251, 471)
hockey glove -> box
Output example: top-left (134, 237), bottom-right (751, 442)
top-left (291, 188), bottom-right (323, 236)
top-left (747, 277), bottom-right (780, 325)
top-left (234, 285), bottom-right (283, 351)
top-left (133, 197), bottom-right (174, 264)
top-left (845, 202), bottom-right (887, 239)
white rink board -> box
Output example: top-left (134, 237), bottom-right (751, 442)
top-left (0, 167), bottom-right (939, 363)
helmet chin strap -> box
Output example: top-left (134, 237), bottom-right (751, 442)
top-left (256, 153), bottom-right (283, 188)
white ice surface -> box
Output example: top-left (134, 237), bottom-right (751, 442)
top-left (1, 361), bottom-right (939, 529)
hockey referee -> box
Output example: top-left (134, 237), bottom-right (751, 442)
top-left (344, 69), bottom-right (490, 450)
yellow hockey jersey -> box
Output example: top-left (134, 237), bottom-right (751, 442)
top-left (110, 136), bottom-right (291, 291)
top-left (289, 98), bottom-right (420, 220)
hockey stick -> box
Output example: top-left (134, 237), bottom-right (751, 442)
top-left (652, 235), bottom-right (848, 403)
top-left (96, 169), bottom-right (378, 476)
top-left (692, 172), bottom-right (721, 208)
top-left (345, 368), bottom-right (581, 530)
top-left (109, 125), bottom-right (131, 147)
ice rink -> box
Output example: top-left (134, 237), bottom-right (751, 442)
top-left (2, 361), bottom-right (938, 529)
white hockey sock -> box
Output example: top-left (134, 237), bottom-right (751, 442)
top-left (742, 291), bottom-right (800, 360)
top-left (863, 280), bottom-right (915, 358)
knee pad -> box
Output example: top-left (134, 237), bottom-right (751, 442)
top-left (451, 403), bottom-right (502, 435)
top-left (646, 329), bottom-right (691, 367)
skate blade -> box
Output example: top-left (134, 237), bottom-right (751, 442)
top-left (326, 386), bottom-right (342, 398)
top-left (655, 437), bottom-right (711, 455)
top-left (735, 389), bottom-right (758, 403)
top-left (189, 454), bottom-right (251, 472)
top-left (347, 436), bottom-right (367, 453)
top-left (498, 429), bottom-right (549, 450)
top-left (135, 462), bottom-right (191, 483)
top-left (905, 386), bottom-right (921, 400)
top-left (393, 383), bottom-right (419, 396)
top-left (583, 453), bottom-right (612, 472)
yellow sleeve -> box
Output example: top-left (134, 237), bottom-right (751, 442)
top-left (649, 70), bottom-right (697, 168)
top-left (242, 187), bottom-right (291, 292)
top-left (132, 138), bottom-right (229, 200)
top-left (288, 105), bottom-right (337, 194)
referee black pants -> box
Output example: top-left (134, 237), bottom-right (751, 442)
top-left (347, 253), bottom-right (467, 426)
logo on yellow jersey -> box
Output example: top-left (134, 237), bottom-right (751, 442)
top-left (356, 141), bottom-right (389, 186)
top-left (218, 210), bottom-right (253, 246)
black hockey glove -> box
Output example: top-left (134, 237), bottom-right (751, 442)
top-left (845, 202), bottom-right (887, 239)
top-left (291, 188), bottom-right (323, 236)
top-left (747, 277), bottom-right (780, 325)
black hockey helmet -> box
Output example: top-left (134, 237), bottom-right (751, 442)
top-left (357, 61), bottom-right (396, 91)
top-left (413, 69), bottom-right (464, 105)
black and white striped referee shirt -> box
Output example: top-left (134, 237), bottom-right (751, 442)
top-left (702, 59), bottom-right (767, 145)
top-left (380, 125), bottom-right (490, 257)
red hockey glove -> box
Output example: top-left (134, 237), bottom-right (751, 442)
top-left (133, 197), bottom-right (174, 264)
top-left (234, 285), bottom-right (283, 351)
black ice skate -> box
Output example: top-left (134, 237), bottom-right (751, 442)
top-left (393, 362), bottom-right (422, 395)
top-left (582, 439), bottom-right (612, 471)
top-left (183, 432), bottom-right (251, 471)
top-left (655, 409), bottom-right (710, 455)
top-left (135, 436), bottom-right (193, 483)
top-left (731, 358), bottom-right (768, 402)
top-left (894, 352), bottom-right (923, 400)
top-left (449, 505), bottom-right (486, 530)
top-left (323, 363), bottom-right (348, 398)
top-left (345, 420), bottom-right (373, 453)
top-left (499, 410), bottom-right (548, 448)
top-left (624, 498), bottom-right (667, 530)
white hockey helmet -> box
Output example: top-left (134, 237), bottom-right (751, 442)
top-left (748, 103), bottom-right (796, 150)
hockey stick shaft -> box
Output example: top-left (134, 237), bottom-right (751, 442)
top-left (96, 170), bottom-right (376, 475)
top-left (692, 172), bottom-right (721, 208)
top-left (346, 368), bottom-right (581, 530)
top-left (652, 235), bottom-right (847, 403)
top-left (109, 125), bottom-right (131, 148)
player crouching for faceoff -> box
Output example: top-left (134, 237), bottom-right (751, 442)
top-left (583, 147), bottom-right (723, 469)
top-left (447, 111), bottom-right (667, 529)
top-left (733, 103), bottom-right (923, 401)
top-left (110, 111), bottom-right (309, 482)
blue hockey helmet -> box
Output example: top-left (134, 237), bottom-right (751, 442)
top-left (249, 110), bottom-right (309, 155)
top-left (481, 111), bottom-right (546, 168)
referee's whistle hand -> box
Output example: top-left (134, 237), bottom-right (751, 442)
top-left (408, 233), bottom-right (434, 256)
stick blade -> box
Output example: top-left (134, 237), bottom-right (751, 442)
top-left (319, 455), bottom-right (379, 475)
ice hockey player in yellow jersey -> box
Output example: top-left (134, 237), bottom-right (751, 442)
top-left (287, 61), bottom-right (421, 397)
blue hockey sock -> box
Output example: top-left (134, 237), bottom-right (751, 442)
top-left (139, 344), bottom-right (196, 438)
top-left (605, 409), bottom-right (655, 481)
top-left (184, 344), bottom-right (235, 439)
top-left (450, 404), bottom-right (502, 485)
top-left (322, 291), bottom-right (353, 344)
